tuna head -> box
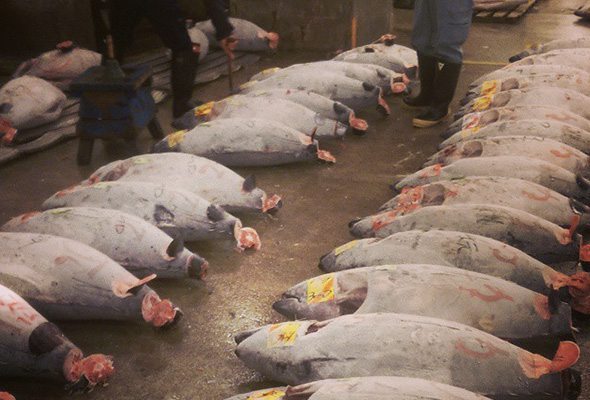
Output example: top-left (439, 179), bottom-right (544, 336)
top-left (165, 237), bottom-right (208, 280)
top-left (362, 82), bottom-right (390, 116)
top-left (455, 92), bottom-right (512, 120)
top-left (273, 271), bottom-right (368, 320)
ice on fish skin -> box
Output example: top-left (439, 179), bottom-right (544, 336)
top-left (195, 17), bottom-right (279, 52)
top-left (511, 38), bottom-right (590, 62)
top-left (234, 313), bottom-right (581, 399)
top-left (81, 153), bottom-right (282, 214)
top-left (187, 26), bottom-right (209, 61)
top-left (337, 38), bottom-right (419, 68)
top-left (507, 48), bottom-right (590, 74)
top-left (349, 204), bottom-right (579, 264)
top-left (0, 76), bottom-right (66, 136)
top-left (274, 264), bottom-right (573, 346)
top-left (243, 89), bottom-right (368, 132)
top-left (193, 95), bottom-right (349, 139)
top-left (41, 181), bottom-right (259, 249)
top-left (426, 136), bottom-right (590, 175)
top-left (0, 284), bottom-right (114, 389)
top-left (224, 377), bottom-right (489, 400)
top-left (380, 177), bottom-right (590, 228)
top-left (1, 207), bottom-right (208, 280)
top-left (463, 73), bottom-right (590, 105)
top-left (456, 88), bottom-right (590, 121)
top-left (441, 120), bottom-right (590, 154)
top-left (241, 71), bottom-right (390, 115)
top-left (445, 106), bottom-right (590, 139)
top-left (0, 232), bottom-right (180, 327)
top-left (395, 155), bottom-right (590, 201)
top-left (13, 44), bottom-right (101, 90)
top-left (469, 64), bottom-right (588, 89)
top-left (153, 118), bottom-right (336, 167)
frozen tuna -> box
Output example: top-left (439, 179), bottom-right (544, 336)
top-left (318, 230), bottom-right (590, 314)
top-left (195, 17), bottom-right (279, 52)
top-left (274, 264), bottom-right (573, 347)
top-left (1, 207), bottom-right (208, 279)
top-left (575, 4), bottom-right (590, 20)
top-left (456, 88), bottom-right (590, 120)
top-left (42, 181), bottom-right (260, 249)
top-left (380, 177), bottom-right (589, 228)
top-left (13, 42), bottom-right (101, 90)
top-left (81, 153), bottom-right (282, 214)
top-left (234, 313), bottom-right (581, 399)
top-left (191, 95), bottom-right (349, 139)
top-left (243, 89), bottom-right (368, 132)
top-left (470, 64), bottom-right (587, 89)
top-left (426, 137), bottom-right (590, 175)
top-left (394, 156), bottom-right (590, 201)
top-left (441, 120), bottom-right (590, 154)
top-left (510, 37), bottom-right (590, 61)
top-left (349, 204), bottom-right (579, 263)
top-left (241, 71), bottom-right (390, 114)
top-left (333, 44), bottom-right (418, 79)
top-left (226, 377), bottom-right (489, 400)
top-left (0, 232), bottom-right (180, 327)
top-left (0, 76), bottom-right (66, 143)
top-left (0, 284), bottom-right (114, 390)
top-left (474, 0), bottom-right (528, 11)
top-left (445, 106), bottom-right (590, 138)
top-left (507, 49), bottom-right (590, 74)
top-left (463, 73), bottom-right (590, 104)
top-left (187, 26), bottom-right (209, 61)
top-left (153, 118), bottom-right (335, 166)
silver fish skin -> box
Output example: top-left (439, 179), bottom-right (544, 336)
top-left (333, 46), bottom-right (416, 76)
top-left (225, 377), bottom-right (489, 400)
top-left (337, 41), bottom-right (419, 68)
top-left (13, 45), bottom-right (101, 90)
top-left (426, 136), bottom-right (590, 175)
top-left (469, 65), bottom-right (587, 89)
top-left (234, 313), bottom-right (580, 399)
top-left (241, 71), bottom-right (390, 115)
top-left (195, 17), bottom-right (279, 51)
top-left (1, 207), bottom-right (207, 280)
top-left (80, 153), bottom-right (282, 214)
top-left (243, 89), bottom-right (368, 131)
top-left (349, 204), bottom-right (578, 264)
top-left (456, 88), bottom-right (590, 120)
top-left (197, 95), bottom-right (349, 139)
top-left (41, 181), bottom-right (258, 248)
top-left (0, 232), bottom-right (180, 327)
top-left (510, 37), bottom-right (590, 61)
top-left (394, 155), bottom-right (590, 201)
top-left (445, 106), bottom-right (590, 139)
top-left (0, 284), bottom-right (114, 388)
top-left (463, 72), bottom-right (590, 105)
top-left (273, 264), bottom-right (573, 345)
top-left (441, 120), bottom-right (590, 154)
top-left (506, 48), bottom-right (590, 73)
top-left (474, 0), bottom-right (527, 11)
top-left (0, 76), bottom-right (66, 132)
top-left (380, 177), bottom-right (589, 228)
top-left (153, 118), bottom-right (335, 166)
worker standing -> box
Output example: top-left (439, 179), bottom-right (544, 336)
top-left (107, 0), bottom-right (236, 118)
top-left (404, 0), bottom-right (474, 128)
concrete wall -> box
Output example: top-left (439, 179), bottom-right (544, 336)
top-left (230, 0), bottom-right (395, 51)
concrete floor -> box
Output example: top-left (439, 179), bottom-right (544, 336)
top-left (2, 1), bottom-right (590, 398)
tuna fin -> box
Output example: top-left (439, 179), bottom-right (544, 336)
top-left (333, 102), bottom-right (348, 116)
top-left (548, 287), bottom-right (561, 315)
top-left (206, 204), bottom-right (225, 222)
top-left (242, 175), bottom-right (256, 192)
top-left (509, 50), bottom-right (530, 63)
top-left (575, 174), bottom-right (590, 191)
top-left (363, 46), bottom-right (376, 53)
top-left (570, 198), bottom-right (590, 214)
top-left (234, 326), bottom-right (264, 344)
top-left (166, 237), bottom-right (184, 258)
top-left (404, 66), bottom-right (418, 80)
top-left (310, 127), bottom-right (317, 142)
top-left (379, 34), bottom-right (396, 46)
top-left (362, 82), bottom-right (376, 92)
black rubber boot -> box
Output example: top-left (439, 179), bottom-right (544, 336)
top-left (413, 61), bottom-right (462, 128)
top-left (403, 52), bottom-right (437, 108)
top-left (171, 49), bottom-right (200, 119)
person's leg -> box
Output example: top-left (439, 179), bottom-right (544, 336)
top-left (145, 0), bottom-right (201, 118)
top-left (403, 52), bottom-right (437, 107)
top-left (109, 0), bottom-right (143, 63)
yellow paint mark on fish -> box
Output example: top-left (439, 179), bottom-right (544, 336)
top-left (472, 94), bottom-right (493, 112)
top-left (267, 322), bottom-right (301, 348)
top-left (240, 80), bottom-right (258, 90)
top-left (463, 60), bottom-right (508, 67)
top-left (461, 127), bottom-right (480, 138)
top-left (480, 80), bottom-right (499, 96)
top-left (132, 157), bottom-right (150, 165)
top-left (307, 274), bottom-right (335, 304)
top-left (48, 208), bottom-right (72, 215)
top-left (194, 101), bottom-right (215, 117)
top-left (260, 67), bottom-right (280, 76)
top-left (334, 240), bottom-right (359, 256)
top-left (167, 130), bottom-right (187, 147)
top-left (247, 389), bottom-right (286, 400)
top-left (478, 315), bottom-right (495, 332)
top-left (93, 182), bottom-right (112, 189)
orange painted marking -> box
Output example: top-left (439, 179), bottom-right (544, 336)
top-left (492, 248), bottom-right (518, 266)
top-left (419, 164), bottom-right (442, 179)
top-left (521, 188), bottom-right (552, 202)
top-left (372, 211), bottom-right (398, 231)
top-left (18, 211), bottom-right (40, 223)
top-left (546, 112), bottom-right (577, 123)
top-left (550, 148), bottom-right (574, 158)
top-left (459, 284), bottom-right (514, 302)
top-left (533, 294), bottom-right (551, 320)
top-left (455, 338), bottom-right (509, 360)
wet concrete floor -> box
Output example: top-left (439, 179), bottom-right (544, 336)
top-left (1, 1), bottom-right (590, 398)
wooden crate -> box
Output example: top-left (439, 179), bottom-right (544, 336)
top-left (474, 0), bottom-right (539, 23)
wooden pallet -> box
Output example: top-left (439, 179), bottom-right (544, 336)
top-left (474, 0), bottom-right (539, 23)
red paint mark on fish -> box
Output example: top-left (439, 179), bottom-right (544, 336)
top-left (533, 294), bottom-right (551, 320)
top-left (458, 284), bottom-right (514, 303)
top-left (0, 296), bottom-right (38, 326)
top-left (550, 147), bottom-right (574, 158)
top-left (18, 211), bottom-right (40, 223)
top-left (455, 338), bottom-right (509, 360)
top-left (115, 224), bottom-right (125, 234)
top-left (372, 211), bottom-right (398, 231)
top-left (419, 164), bottom-right (442, 179)
top-left (492, 248), bottom-right (518, 266)
top-left (54, 255), bottom-right (70, 265)
top-left (521, 188), bottom-right (552, 201)
top-left (395, 186), bottom-right (424, 212)
top-left (546, 112), bottom-right (576, 123)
